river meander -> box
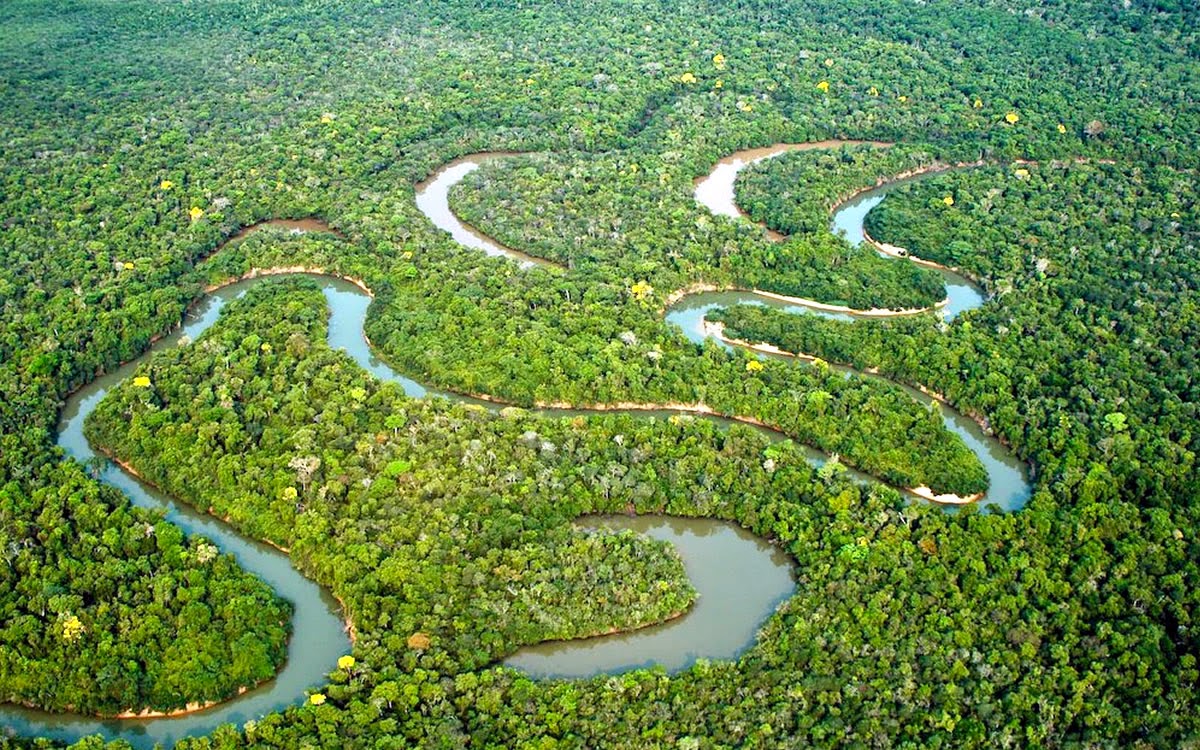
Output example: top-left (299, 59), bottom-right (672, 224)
top-left (8, 268), bottom-right (801, 745)
top-left (8, 142), bottom-right (1032, 745)
top-left (419, 147), bottom-right (1029, 510)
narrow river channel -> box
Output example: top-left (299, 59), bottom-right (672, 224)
top-left (7, 142), bottom-right (1031, 745)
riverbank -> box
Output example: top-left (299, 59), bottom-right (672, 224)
top-left (10, 689), bottom-right (248, 722)
top-left (203, 265), bottom-right (373, 297)
top-left (416, 149), bottom-right (1014, 505)
top-left (693, 139), bottom-right (892, 238)
top-left (831, 156), bottom-right (1115, 282)
top-left (415, 152), bottom-right (565, 270)
top-left (105, 450), bottom-right (361, 649)
top-left (699, 320), bottom-right (986, 505)
top-left (62, 219), bottom-right (354, 405)
top-left (70, 456), bottom-right (280, 720)
top-left (751, 287), bottom-right (947, 317)
top-left (112, 687), bottom-right (248, 720)
top-left (522, 606), bottom-right (692, 650)
top-left (661, 282), bottom-right (944, 318)
top-left (503, 515), bottom-right (795, 679)
top-left (202, 269), bottom-right (881, 488)
top-left (699, 317), bottom-right (998, 435)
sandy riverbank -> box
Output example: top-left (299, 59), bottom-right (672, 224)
top-left (698, 320), bottom-right (985, 505)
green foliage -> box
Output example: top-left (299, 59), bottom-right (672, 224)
top-left (0, 462), bottom-right (291, 716)
top-left (1, 0), bottom-right (1198, 747)
top-left (737, 144), bottom-right (937, 235)
top-left (95, 279), bottom-right (1200, 750)
top-left (450, 148), bottom-right (946, 310)
top-left (85, 282), bottom-right (707, 666)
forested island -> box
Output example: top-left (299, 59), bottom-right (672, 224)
top-left (0, 0), bottom-right (1197, 747)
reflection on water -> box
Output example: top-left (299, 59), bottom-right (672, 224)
top-left (693, 140), bottom-right (890, 242)
top-left (12, 146), bottom-right (1028, 745)
top-left (693, 143), bottom-right (984, 322)
top-left (831, 185), bottom-right (983, 320)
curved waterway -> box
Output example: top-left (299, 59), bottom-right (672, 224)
top-left (828, 172), bottom-right (984, 319)
top-left (14, 142), bottom-right (1032, 743)
top-left (669, 143), bottom-right (1027, 510)
top-left (503, 516), bottom-right (796, 678)
top-left (690, 143), bottom-right (984, 320)
top-left (694, 141), bottom-right (890, 235)
top-left (665, 296), bottom-right (1029, 512)
top-left (418, 148), bottom-right (1028, 511)
top-left (415, 152), bottom-right (561, 270)
top-left (13, 249), bottom-right (797, 744)
top-left (5, 278), bottom-right (351, 748)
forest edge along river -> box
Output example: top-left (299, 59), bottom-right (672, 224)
top-left (418, 145), bottom-right (1029, 508)
top-left (15, 263), bottom-right (798, 747)
top-left (414, 153), bottom-right (563, 271)
top-left (9, 247), bottom-right (794, 746)
top-left (503, 515), bottom-right (795, 679)
top-left (11, 140), bottom-right (1032, 745)
top-left (687, 141), bottom-right (987, 320)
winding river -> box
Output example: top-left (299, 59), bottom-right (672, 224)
top-left (414, 153), bottom-right (560, 270)
top-left (419, 147), bottom-right (1028, 511)
top-left (9, 257), bottom-right (795, 746)
top-left (10, 142), bottom-right (1031, 745)
top-left (688, 143), bottom-right (985, 320)
top-left (668, 143), bottom-right (1026, 511)
top-left (4, 271), bottom-right (351, 748)
top-left (504, 516), bottom-right (795, 679)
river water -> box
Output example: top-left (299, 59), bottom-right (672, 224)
top-left (414, 153), bottom-right (559, 270)
top-left (8, 143), bottom-right (1030, 744)
top-left (3, 276), bottom-right (350, 748)
top-left (503, 516), bottom-right (796, 678)
top-left (9, 269), bottom-right (800, 744)
top-left (667, 144), bottom-right (1025, 512)
top-left (419, 149), bottom-right (1028, 511)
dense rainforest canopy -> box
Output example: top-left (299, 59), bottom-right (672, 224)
top-left (0, 0), bottom-right (1197, 747)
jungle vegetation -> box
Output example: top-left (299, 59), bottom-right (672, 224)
top-left (0, 0), bottom-right (1197, 747)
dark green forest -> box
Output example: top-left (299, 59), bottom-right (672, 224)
top-left (0, 0), bottom-right (1197, 747)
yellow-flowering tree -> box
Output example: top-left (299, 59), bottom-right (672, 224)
top-left (61, 614), bottom-right (85, 643)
